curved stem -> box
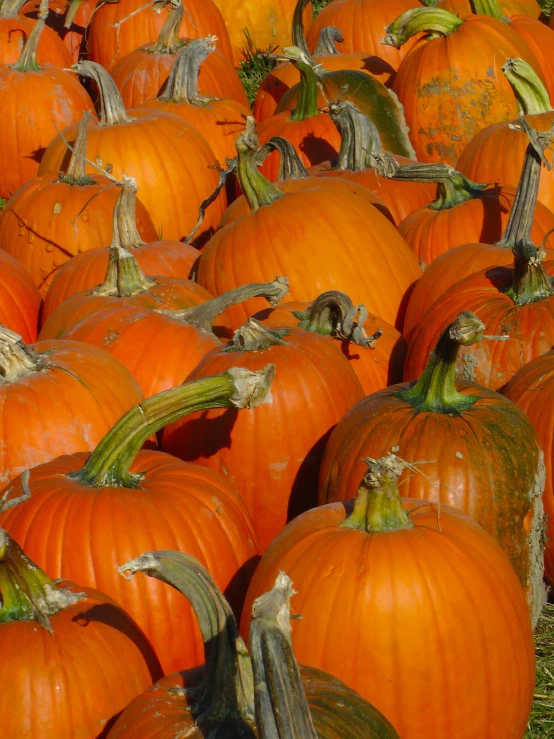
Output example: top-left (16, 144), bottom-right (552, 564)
top-left (397, 312), bottom-right (485, 413)
top-left (92, 245), bottom-right (156, 297)
top-left (382, 7), bottom-right (464, 48)
top-left (11, 0), bottom-right (47, 72)
top-left (227, 319), bottom-right (288, 352)
top-left (148, 0), bottom-right (185, 54)
top-left (162, 277), bottom-right (289, 334)
top-left (59, 112), bottom-right (96, 186)
top-left (0, 529), bottom-right (85, 633)
top-left (119, 550), bottom-right (255, 730)
top-left (282, 46), bottom-right (320, 121)
top-left (256, 137), bottom-right (309, 180)
top-left (291, 0), bottom-right (311, 55)
top-left (342, 455), bottom-right (414, 533)
top-left (0, 327), bottom-right (41, 383)
top-left (470, 0), bottom-right (504, 20)
top-left (328, 100), bottom-right (386, 172)
top-left (250, 572), bottom-right (318, 739)
top-left (314, 27), bottom-right (343, 56)
top-left (113, 177), bottom-right (147, 249)
top-left (72, 365), bottom-right (276, 488)
top-left (293, 291), bottom-right (381, 347)
top-left (158, 35), bottom-right (216, 105)
top-left (236, 118), bottom-right (284, 211)
top-left (73, 61), bottom-right (132, 126)
top-left (502, 58), bottom-right (552, 117)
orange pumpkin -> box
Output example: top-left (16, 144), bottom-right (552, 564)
top-left (0, 0), bottom-right (72, 65)
top-left (0, 251), bottom-right (41, 343)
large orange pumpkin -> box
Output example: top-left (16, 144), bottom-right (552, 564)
top-left (241, 455), bottom-right (536, 739)
top-left (0, 251), bottom-right (41, 343)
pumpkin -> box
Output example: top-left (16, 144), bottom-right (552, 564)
top-left (503, 351), bottom-right (554, 586)
top-left (107, 549), bottom-right (399, 737)
top-left (0, 366), bottom-right (273, 675)
top-left (0, 326), bottom-right (144, 486)
top-left (141, 37), bottom-right (250, 167)
top-left (0, 2), bottom-right (93, 199)
top-left (0, 0), bottom-right (72, 65)
top-left (383, 7), bottom-right (545, 164)
top-left (85, 0), bottom-right (233, 70)
top-left (40, 177), bottom-right (199, 325)
top-left (110, 0), bottom-right (248, 109)
top-left (0, 251), bottom-right (41, 344)
top-left (319, 311), bottom-right (546, 623)
top-left (38, 61), bottom-right (226, 245)
top-left (161, 317), bottom-right (365, 551)
top-left (0, 527), bottom-right (162, 737)
top-left (241, 455), bottom-right (536, 738)
top-left (197, 119), bottom-right (421, 332)
top-left (457, 58), bottom-right (554, 214)
top-left (0, 113), bottom-right (157, 297)
top-left (437, 0), bottom-right (541, 18)
top-left (21, 0), bottom-right (97, 61)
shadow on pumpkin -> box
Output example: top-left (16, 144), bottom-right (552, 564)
top-left (299, 132), bottom-right (339, 167)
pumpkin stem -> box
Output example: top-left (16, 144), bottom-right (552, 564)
top-left (250, 572), bottom-right (318, 739)
top-left (281, 46), bottom-right (320, 121)
top-left (256, 136), bottom-right (309, 180)
top-left (0, 327), bottom-right (42, 382)
top-left (11, 0), bottom-right (48, 72)
top-left (92, 245), bottom-right (156, 297)
top-left (397, 312), bottom-right (486, 413)
top-left (328, 100), bottom-right (388, 172)
top-left (59, 112), bottom-right (96, 186)
top-left (470, 0), bottom-right (505, 20)
top-left (72, 365), bottom-right (276, 488)
top-left (161, 277), bottom-right (289, 334)
top-left (502, 58), bottom-right (551, 116)
top-left (0, 0), bottom-right (27, 18)
top-left (119, 550), bottom-right (256, 732)
top-left (291, 0), bottom-right (311, 55)
top-left (382, 7), bottom-right (464, 48)
top-left (73, 61), bottom-right (133, 126)
top-left (342, 455), bottom-right (414, 533)
top-left (292, 291), bottom-right (381, 347)
top-left (0, 529), bottom-right (86, 633)
top-left (314, 26), bottom-right (344, 56)
top-left (148, 0), bottom-right (185, 54)
top-left (226, 319), bottom-right (289, 352)
top-left (236, 118), bottom-right (285, 211)
top-left (113, 176), bottom-right (147, 249)
top-left (158, 35), bottom-right (216, 105)
top-left (506, 243), bottom-right (554, 305)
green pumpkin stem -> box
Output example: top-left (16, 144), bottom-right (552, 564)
top-left (342, 455), bottom-right (414, 533)
top-left (0, 529), bottom-right (86, 632)
top-left (59, 112), bottom-right (96, 186)
top-left (314, 26), bottom-right (344, 56)
top-left (398, 312), bottom-right (486, 413)
top-left (73, 366), bottom-right (276, 488)
top-left (226, 318), bottom-right (288, 352)
top-left (73, 61), bottom-right (133, 126)
top-left (250, 572), bottom-right (318, 739)
top-left (236, 118), bottom-right (284, 211)
top-left (11, 0), bottom-right (48, 72)
top-left (92, 245), bottom-right (156, 297)
top-left (382, 7), bottom-right (464, 48)
top-left (291, 0), bottom-right (311, 55)
top-left (507, 243), bottom-right (554, 305)
top-left (470, 0), bottom-right (505, 20)
top-left (148, 0), bottom-right (185, 54)
top-left (502, 58), bottom-right (551, 116)
top-left (293, 291), bottom-right (381, 347)
top-left (0, 327), bottom-right (41, 382)
top-left (119, 550), bottom-right (255, 731)
top-left (281, 46), bottom-right (320, 121)
top-left (328, 100), bottom-right (388, 171)
top-left (158, 35), bottom-right (215, 105)
top-left (256, 136), bottom-right (309, 180)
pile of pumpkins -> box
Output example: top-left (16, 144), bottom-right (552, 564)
top-left (0, 0), bottom-right (554, 735)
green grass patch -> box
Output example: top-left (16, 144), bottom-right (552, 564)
top-left (527, 602), bottom-right (554, 738)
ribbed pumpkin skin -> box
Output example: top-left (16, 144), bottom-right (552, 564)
top-left (198, 186), bottom-right (421, 331)
top-left (161, 329), bottom-right (365, 552)
top-left (403, 242), bottom-right (554, 338)
top-left (0, 65), bottom-right (93, 199)
top-left (0, 579), bottom-right (162, 738)
top-left (404, 264), bottom-right (554, 391)
top-left (0, 450), bottom-right (260, 676)
top-left (86, 0), bottom-right (233, 69)
top-left (38, 109), bottom-right (226, 244)
top-left (305, 0), bottom-right (421, 68)
top-left (0, 339), bottom-right (144, 486)
top-left (0, 175), bottom-right (157, 296)
top-left (112, 45), bottom-right (249, 109)
top-left (107, 664), bottom-right (398, 738)
top-left (318, 380), bottom-right (542, 594)
top-left (457, 113), bottom-right (554, 214)
top-left (502, 351), bottom-right (554, 585)
top-left (0, 250), bottom-right (41, 343)
top-left (54, 305), bottom-right (220, 398)
top-left (255, 300), bottom-right (408, 392)
top-left (398, 185), bottom-right (554, 268)
top-left (391, 16), bottom-right (544, 165)
top-left (212, 0), bottom-right (312, 65)
top-left (437, 0), bottom-right (541, 16)
top-left (240, 499), bottom-right (536, 739)
top-left (0, 15), bottom-right (72, 65)
top-left (41, 242), bottom-right (199, 327)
